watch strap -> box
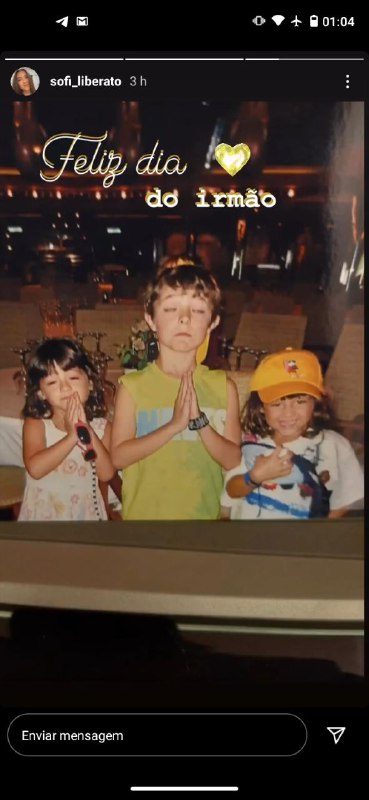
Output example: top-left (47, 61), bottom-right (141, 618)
top-left (188, 412), bottom-right (209, 431)
top-left (243, 471), bottom-right (261, 488)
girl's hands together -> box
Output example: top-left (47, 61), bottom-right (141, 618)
top-left (74, 394), bottom-right (87, 424)
top-left (64, 392), bottom-right (87, 437)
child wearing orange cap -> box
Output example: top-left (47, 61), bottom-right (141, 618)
top-left (222, 348), bottom-right (363, 520)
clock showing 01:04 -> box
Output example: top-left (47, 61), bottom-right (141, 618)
top-left (322, 16), bottom-right (355, 25)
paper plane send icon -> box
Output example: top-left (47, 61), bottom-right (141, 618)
top-left (327, 727), bottom-right (346, 744)
top-left (56, 16), bottom-right (69, 27)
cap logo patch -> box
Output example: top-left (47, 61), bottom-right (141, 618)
top-left (283, 359), bottom-right (301, 377)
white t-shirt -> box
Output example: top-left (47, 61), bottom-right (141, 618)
top-left (222, 429), bottom-right (364, 520)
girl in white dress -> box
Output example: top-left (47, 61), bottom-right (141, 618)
top-left (18, 338), bottom-right (115, 521)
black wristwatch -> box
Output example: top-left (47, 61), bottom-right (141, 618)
top-left (188, 412), bottom-right (209, 431)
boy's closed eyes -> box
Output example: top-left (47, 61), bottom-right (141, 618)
top-left (163, 305), bottom-right (206, 313)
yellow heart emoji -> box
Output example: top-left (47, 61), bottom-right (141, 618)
top-left (214, 143), bottom-right (251, 177)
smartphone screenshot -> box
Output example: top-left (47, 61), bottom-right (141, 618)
top-left (0, 21), bottom-right (365, 786)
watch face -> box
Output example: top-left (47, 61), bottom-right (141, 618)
top-left (76, 424), bottom-right (91, 444)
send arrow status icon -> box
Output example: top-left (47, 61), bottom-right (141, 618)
top-left (327, 727), bottom-right (346, 744)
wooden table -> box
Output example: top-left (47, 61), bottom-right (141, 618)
top-left (0, 465), bottom-right (25, 511)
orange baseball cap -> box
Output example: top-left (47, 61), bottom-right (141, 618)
top-left (250, 348), bottom-right (324, 403)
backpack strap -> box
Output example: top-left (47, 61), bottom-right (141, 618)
top-left (242, 441), bottom-right (331, 517)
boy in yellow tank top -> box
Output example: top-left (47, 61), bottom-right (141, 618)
top-left (111, 265), bottom-right (241, 519)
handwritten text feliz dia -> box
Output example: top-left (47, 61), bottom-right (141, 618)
top-left (40, 132), bottom-right (187, 188)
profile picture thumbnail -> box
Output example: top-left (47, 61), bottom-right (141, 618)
top-left (11, 67), bottom-right (40, 97)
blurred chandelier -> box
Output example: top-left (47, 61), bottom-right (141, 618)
top-left (13, 102), bottom-right (47, 177)
top-left (108, 101), bottom-right (142, 165)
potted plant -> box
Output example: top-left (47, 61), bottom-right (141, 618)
top-left (116, 319), bottom-right (155, 371)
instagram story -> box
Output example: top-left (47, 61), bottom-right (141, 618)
top-left (0, 49), bottom-right (365, 776)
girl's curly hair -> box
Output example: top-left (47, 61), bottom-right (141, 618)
top-left (22, 338), bottom-right (104, 421)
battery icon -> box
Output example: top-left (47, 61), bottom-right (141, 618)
top-left (310, 15), bottom-right (319, 26)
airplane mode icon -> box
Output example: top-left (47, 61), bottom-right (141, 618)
top-left (291, 15), bottom-right (302, 26)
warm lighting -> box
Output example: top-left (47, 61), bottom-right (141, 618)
top-left (57, 212), bottom-right (62, 218)
top-left (32, 189), bottom-right (38, 199)
top-left (75, 212), bottom-right (80, 218)
top-left (64, 223), bottom-right (68, 228)
top-left (121, 190), bottom-right (127, 199)
top-left (97, 283), bottom-right (113, 296)
top-left (287, 187), bottom-right (295, 198)
top-left (33, 146), bottom-right (42, 154)
top-left (56, 190), bottom-right (62, 199)
top-left (95, 191), bottom-right (102, 200)
top-left (263, 167), bottom-right (322, 175)
top-left (7, 189), bottom-right (13, 198)
top-left (52, 223), bottom-right (56, 228)
top-left (49, 243), bottom-right (54, 250)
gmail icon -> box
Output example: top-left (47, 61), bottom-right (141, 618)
top-left (76, 16), bottom-right (88, 25)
